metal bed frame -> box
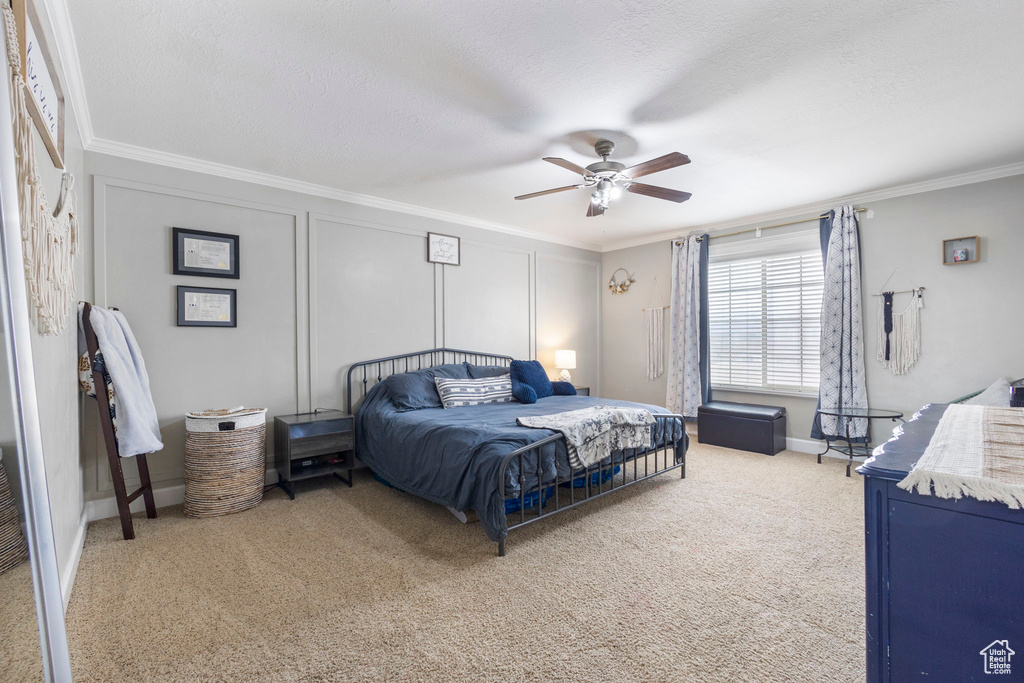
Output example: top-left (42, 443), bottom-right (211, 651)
top-left (346, 348), bottom-right (687, 556)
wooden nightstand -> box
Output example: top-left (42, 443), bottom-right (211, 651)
top-left (273, 409), bottom-right (359, 499)
top-left (575, 386), bottom-right (590, 396)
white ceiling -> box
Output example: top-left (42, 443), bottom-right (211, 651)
top-left (66, 0), bottom-right (1024, 248)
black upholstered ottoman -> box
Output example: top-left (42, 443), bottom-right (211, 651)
top-left (697, 401), bottom-right (787, 455)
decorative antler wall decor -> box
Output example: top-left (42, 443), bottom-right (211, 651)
top-left (608, 268), bottom-right (635, 294)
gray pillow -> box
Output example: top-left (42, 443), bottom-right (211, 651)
top-left (384, 363), bottom-right (469, 411)
top-left (466, 363), bottom-right (512, 379)
top-left (964, 378), bottom-right (1011, 407)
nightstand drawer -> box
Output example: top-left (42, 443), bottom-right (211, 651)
top-left (290, 432), bottom-right (354, 459)
top-left (287, 417), bottom-right (353, 439)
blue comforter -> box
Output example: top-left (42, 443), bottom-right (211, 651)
top-left (355, 381), bottom-right (687, 542)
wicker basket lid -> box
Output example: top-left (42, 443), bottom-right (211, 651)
top-left (186, 406), bottom-right (267, 419)
top-left (185, 407), bottom-right (268, 432)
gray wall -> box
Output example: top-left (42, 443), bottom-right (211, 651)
top-left (84, 152), bottom-right (601, 506)
top-left (602, 174), bottom-right (1024, 442)
top-left (12, 34), bottom-right (89, 592)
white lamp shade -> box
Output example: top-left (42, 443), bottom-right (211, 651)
top-left (554, 350), bottom-right (576, 370)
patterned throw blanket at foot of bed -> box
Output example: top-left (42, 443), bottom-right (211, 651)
top-left (516, 406), bottom-right (655, 470)
top-left (898, 405), bottom-right (1024, 508)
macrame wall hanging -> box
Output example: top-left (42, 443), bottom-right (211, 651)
top-left (641, 277), bottom-right (668, 381)
top-left (874, 268), bottom-right (925, 376)
top-left (3, 4), bottom-right (78, 336)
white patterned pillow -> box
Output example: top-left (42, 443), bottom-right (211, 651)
top-left (434, 375), bottom-right (514, 408)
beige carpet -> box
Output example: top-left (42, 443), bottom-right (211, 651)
top-left (0, 562), bottom-right (44, 682)
top-left (66, 444), bottom-right (865, 682)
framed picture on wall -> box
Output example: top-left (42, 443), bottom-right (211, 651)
top-left (172, 228), bottom-right (240, 278)
top-left (176, 286), bottom-right (237, 327)
top-left (427, 232), bottom-right (460, 265)
top-left (12, 0), bottom-right (66, 169)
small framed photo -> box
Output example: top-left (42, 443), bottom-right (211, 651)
top-left (427, 232), bottom-right (460, 265)
top-left (173, 228), bottom-right (240, 279)
top-left (942, 235), bottom-right (979, 265)
top-left (177, 286), bottom-right (237, 327)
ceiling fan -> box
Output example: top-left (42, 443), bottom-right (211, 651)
top-left (514, 139), bottom-right (691, 217)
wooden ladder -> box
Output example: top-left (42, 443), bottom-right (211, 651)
top-left (81, 302), bottom-right (157, 540)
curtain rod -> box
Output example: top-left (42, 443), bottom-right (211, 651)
top-left (870, 287), bottom-right (925, 297)
top-left (675, 208), bottom-right (868, 245)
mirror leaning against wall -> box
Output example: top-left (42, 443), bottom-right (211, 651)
top-left (0, 7), bottom-right (73, 680)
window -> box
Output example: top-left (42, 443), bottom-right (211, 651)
top-left (708, 232), bottom-right (824, 395)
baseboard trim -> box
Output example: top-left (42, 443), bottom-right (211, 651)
top-left (786, 437), bottom-right (824, 455)
top-left (787, 436), bottom-right (868, 462)
top-left (690, 431), bottom-right (858, 462)
top-left (84, 469), bottom-right (281, 523)
top-left (692, 436), bottom-right (860, 462)
top-left (60, 513), bottom-right (87, 611)
top-left (84, 483), bottom-right (186, 523)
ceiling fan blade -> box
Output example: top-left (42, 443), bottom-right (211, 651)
top-left (543, 157), bottom-right (596, 177)
top-left (624, 152), bottom-right (691, 179)
top-left (514, 184), bottom-right (583, 200)
top-left (586, 202), bottom-right (605, 217)
top-left (626, 182), bottom-right (692, 203)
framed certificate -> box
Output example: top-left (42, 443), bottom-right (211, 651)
top-left (176, 286), bottom-right (237, 327)
top-left (173, 228), bottom-right (240, 279)
top-left (427, 232), bottom-right (460, 265)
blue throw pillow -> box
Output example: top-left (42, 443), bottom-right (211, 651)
top-left (511, 377), bottom-right (538, 404)
top-left (466, 363), bottom-right (512, 379)
top-left (509, 360), bottom-right (553, 400)
top-left (551, 381), bottom-right (577, 396)
top-left (385, 363), bottom-right (469, 411)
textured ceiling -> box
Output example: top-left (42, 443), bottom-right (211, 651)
top-left (68, 0), bottom-right (1024, 247)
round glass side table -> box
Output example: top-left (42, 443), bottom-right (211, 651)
top-left (815, 408), bottom-right (905, 477)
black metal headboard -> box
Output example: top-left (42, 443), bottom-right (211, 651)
top-left (346, 348), bottom-right (514, 413)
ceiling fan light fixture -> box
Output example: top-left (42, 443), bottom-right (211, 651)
top-left (516, 139), bottom-right (691, 217)
top-left (592, 178), bottom-right (615, 209)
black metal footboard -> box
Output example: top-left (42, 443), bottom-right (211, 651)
top-left (496, 414), bottom-right (686, 556)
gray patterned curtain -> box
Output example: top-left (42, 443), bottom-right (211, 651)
top-left (666, 234), bottom-right (709, 419)
top-left (812, 206), bottom-right (869, 442)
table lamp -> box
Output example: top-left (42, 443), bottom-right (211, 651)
top-left (554, 350), bottom-right (576, 384)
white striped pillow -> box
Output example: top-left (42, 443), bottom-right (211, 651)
top-left (434, 374), bottom-right (514, 408)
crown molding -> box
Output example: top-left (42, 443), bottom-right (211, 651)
top-left (86, 137), bottom-right (603, 251)
top-left (39, 0), bottom-right (94, 145)
top-left (600, 160), bottom-right (1024, 252)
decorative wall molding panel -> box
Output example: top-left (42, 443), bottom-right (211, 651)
top-left (87, 172), bottom-right (600, 506)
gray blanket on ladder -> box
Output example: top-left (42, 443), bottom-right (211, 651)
top-left (77, 303), bottom-right (163, 457)
top-left (517, 405), bottom-right (655, 469)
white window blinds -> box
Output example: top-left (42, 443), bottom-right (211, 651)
top-left (708, 234), bottom-right (824, 394)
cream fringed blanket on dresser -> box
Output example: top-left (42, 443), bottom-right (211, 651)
top-left (898, 405), bottom-right (1024, 508)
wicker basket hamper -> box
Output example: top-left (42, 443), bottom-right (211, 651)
top-left (184, 407), bottom-right (268, 518)
top-left (0, 459), bottom-right (29, 574)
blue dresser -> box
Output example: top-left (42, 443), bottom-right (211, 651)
top-left (858, 405), bottom-right (1024, 681)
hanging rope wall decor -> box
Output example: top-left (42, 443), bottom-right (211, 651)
top-left (876, 288), bottom-right (924, 375)
top-left (3, 5), bottom-right (78, 336)
top-left (643, 277), bottom-right (666, 380)
top-left (608, 268), bottom-right (635, 294)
